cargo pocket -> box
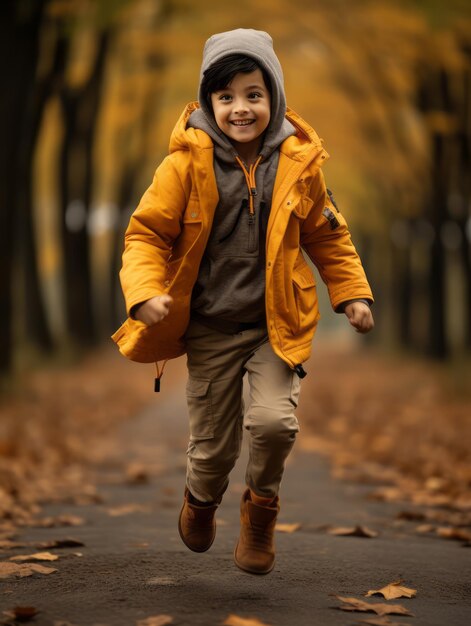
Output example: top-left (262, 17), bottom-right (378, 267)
top-left (289, 372), bottom-right (301, 408)
top-left (186, 377), bottom-right (214, 440)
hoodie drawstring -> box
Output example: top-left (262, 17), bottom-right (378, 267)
top-left (235, 155), bottom-right (263, 253)
top-left (154, 360), bottom-right (168, 392)
top-left (235, 155), bottom-right (263, 216)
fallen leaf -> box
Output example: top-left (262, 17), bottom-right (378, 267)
top-left (30, 515), bottom-right (85, 528)
top-left (71, 488), bottom-right (104, 505)
top-left (10, 552), bottom-right (59, 562)
top-left (396, 510), bottom-right (426, 522)
top-left (223, 616), bottom-right (272, 626)
top-left (146, 576), bottom-right (178, 586)
top-left (2, 606), bottom-right (39, 622)
top-left (136, 616), bottom-right (173, 626)
top-left (0, 562), bottom-right (57, 579)
top-left (415, 524), bottom-right (435, 534)
top-left (125, 462), bottom-right (150, 485)
top-left (106, 504), bottom-right (150, 516)
top-left (0, 540), bottom-right (27, 550)
top-left (436, 527), bottom-right (471, 542)
top-left (365, 580), bottom-right (417, 599)
top-left (334, 596), bottom-right (413, 616)
top-left (275, 523), bottom-right (301, 533)
top-left (399, 508), bottom-right (471, 527)
top-left (328, 525), bottom-right (378, 538)
top-left (369, 487), bottom-right (405, 504)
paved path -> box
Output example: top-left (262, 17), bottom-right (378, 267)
top-left (2, 358), bottom-right (470, 626)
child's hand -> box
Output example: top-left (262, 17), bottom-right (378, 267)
top-left (133, 295), bottom-right (173, 326)
top-left (344, 301), bottom-right (374, 334)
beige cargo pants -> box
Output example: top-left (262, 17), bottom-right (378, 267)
top-left (184, 319), bottom-right (301, 503)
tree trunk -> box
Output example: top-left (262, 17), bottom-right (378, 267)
top-left (0, 0), bottom-right (51, 374)
top-left (59, 30), bottom-right (110, 346)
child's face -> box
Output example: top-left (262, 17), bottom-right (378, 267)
top-left (210, 69), bottom-right (271, 155)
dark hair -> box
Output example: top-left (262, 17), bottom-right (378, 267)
top-left (201, 54), bottom-right (271, 110)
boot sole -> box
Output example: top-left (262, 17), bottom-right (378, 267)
top-left (233, 542), bottom-right (275, 575)
top-left (178, 503), bottom-right (216, 553)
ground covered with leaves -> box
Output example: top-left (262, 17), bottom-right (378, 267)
top-left (1, 341), bottom-right (470, 539)
top-left (299, 339), bottom-right (471, 543)
top-left (0, 348), bottom-right (151, 529)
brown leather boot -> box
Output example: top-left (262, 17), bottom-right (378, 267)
top-left (234, 488), bottom-right (279, 574)
top-left (178, 488), bottom-right (219, 553)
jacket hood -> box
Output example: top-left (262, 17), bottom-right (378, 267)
top-left (191, 28), bottom-right (293, 159)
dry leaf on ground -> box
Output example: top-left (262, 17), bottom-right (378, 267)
top-left (10, 552), bottom-right (59, 562)
top-left (106, 504), bottom-right (150, 516)
top-left (29, 515), bottom-right (85, 528)
top-left (2, 606), bottom-right (39, 621)
top-left (223, 616), bottom-right (272, 626)
top-left (136, 616), bottom-right (173, 626)
top-left (125, 462), bottom-right (150, 485)
top-left (365, 580), bottom-right (417, 599)
top-left (0, 562), bottom-right (57, 579)
top-left (328, 525), bottom-right (378, 538)
top-left (300, 345), bottom-right (471, 511)
top-left (275, 523), bottom-right (301, 533)
top-left (436, 527), bottom-right (471, 542)
top-left (415, 524), bottom-right (435, 534)
top-left (334, 596), bottom-right (414, 616)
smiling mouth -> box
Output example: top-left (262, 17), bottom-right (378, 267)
top-left (230, 120), bottom-right (255, 126)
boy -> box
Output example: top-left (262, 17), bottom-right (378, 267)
top-left (113, 28), bottom-right (374, 575)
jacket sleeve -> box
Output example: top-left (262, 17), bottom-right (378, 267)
top-left (300, 168), bottom-right (374, 311)
top-left (120, 156), bottom-right (187, 317)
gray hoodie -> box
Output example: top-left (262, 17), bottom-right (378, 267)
top-left (188, 29), bottom-right (295, 324)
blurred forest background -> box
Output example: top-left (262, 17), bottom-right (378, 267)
top-left (1, 0), bottom-right (471, 378)
top-left (1, 0), bottom-right (471, 545)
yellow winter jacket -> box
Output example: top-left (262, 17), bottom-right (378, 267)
top-left (112, 102), bottom-right (373, 369)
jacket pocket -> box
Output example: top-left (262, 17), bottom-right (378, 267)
top-left (186, 377), bottom-right (214, 440)
top-left (292, 266), bottom-right (318, 333)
